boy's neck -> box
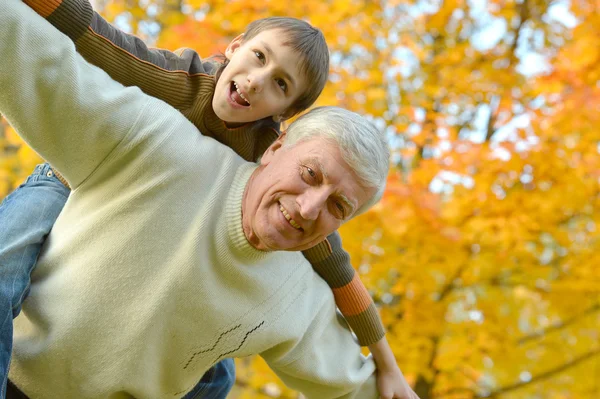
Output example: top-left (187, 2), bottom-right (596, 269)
top-left (224, 121), bottom-right (246, 128)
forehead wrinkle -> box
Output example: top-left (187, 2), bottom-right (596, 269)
top-left (260, 40), bottom-right (296, 89)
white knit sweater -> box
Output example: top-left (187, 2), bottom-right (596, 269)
top-left (0, 1), bottom-right (377, 398)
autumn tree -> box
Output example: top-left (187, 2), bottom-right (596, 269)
top-left (1, 1), bottom-right (598, 398)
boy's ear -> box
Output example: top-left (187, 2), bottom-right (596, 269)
top-left (276, 108), bottom-right (297, 122)
top-left (225, 34), bottom-right (245, 60)
top-left (260, 132), bottom-right (287, 165)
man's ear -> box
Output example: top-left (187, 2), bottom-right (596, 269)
top-left (260, 132), bottom-right (287, 165)
top-left (224, 34), bottom-right (245, 60)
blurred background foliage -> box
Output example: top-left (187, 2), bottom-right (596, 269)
top-left (1, 0), bottom-right (598, 398)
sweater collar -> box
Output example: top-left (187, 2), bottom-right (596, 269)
top-left (225, 163), bottom-right (270, 261)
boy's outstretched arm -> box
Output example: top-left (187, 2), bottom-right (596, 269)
top-left (303, 232), bottom-right (419, 399)
top-left (302, 232), bottom-right (384, 346)
top-left (1, 0), bottom-right (152, 188)
top-left (23, 0), bottom-right (213, 126)
top-left (23, 0), bottom-right (278, 162)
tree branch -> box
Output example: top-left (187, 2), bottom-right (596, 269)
top-left (484, 95), bottom-right (500, 142)
top-left (438, 348), bottom-right (600, 398)
top-left (483, 348), bottom-right (600, 398)
top-left (415, 336), bottom-right (441, 399)
top-left (508, 0), bottom-right (529, 68)
top-left (517, 302), bottom-right (600, 345)
top-left (438, 262), bottom-right (469, 301)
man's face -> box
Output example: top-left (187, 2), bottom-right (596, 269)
top-left (242, 135), bottom-right (375, 252)
top-left (213, 29), bottom-right (308, 124)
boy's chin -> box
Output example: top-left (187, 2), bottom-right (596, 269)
top-left (212, 99), bottom-right (252, 125)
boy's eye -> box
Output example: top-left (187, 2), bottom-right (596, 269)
top-left (276, 78), bottom-right (287, 92)
top-left (254, 50), bottom-right (265, 63)
top-left (306, 167), bottom-right (316, 178)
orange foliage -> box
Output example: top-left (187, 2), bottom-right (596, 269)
top-left (1, 1), bottom-right (599, 398)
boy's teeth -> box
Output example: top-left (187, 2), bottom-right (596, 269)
top-left (233, 82), bottom-right (250, 105)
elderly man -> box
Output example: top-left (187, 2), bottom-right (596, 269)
top-left (0, 1), bottom-right (389, 398)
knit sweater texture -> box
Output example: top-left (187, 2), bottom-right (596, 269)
top-left (23, 0), bottom-right (385, 346)
top-left (0, 2), bottom-right (377, 397)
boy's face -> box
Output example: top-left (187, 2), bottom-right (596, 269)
top-left (213, 29), bottom-right (309, 124)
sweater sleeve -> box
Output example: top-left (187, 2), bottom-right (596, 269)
top-left (261, 295), bottom-right (379, 398)
top-left (23, 0), bottom-right (213, 120)
top-left (0, 0), bottom-right (150, 188)
top-left (302, 231), bottom-right (386, 346)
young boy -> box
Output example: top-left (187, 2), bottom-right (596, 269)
top-left (0, 1), bottom-right (416, 398)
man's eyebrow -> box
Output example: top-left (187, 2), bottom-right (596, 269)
top-left (307, 156), bottom-right (327, 179)
top-left (261, 41), bottom-right (296, 89)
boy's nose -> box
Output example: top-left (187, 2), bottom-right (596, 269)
top-left (247, 73), bottom-right (265, 93)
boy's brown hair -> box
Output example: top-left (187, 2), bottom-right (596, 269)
top-left (217, 17), bottom-right (330, 120)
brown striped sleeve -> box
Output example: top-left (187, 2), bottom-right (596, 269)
top-left (23, 0), bottom-right (279, 162)
top-left (302, 231), bottom-right (385, 346)
top-left (23, 0), bottom-right (213, 125)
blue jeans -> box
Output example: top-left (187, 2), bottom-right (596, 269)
top-left (0, 164), bottom-right (70, 398)
top-left (0, 164), bottom-right (234, 399)
top-left (182, 358), bottom-right (235, 399)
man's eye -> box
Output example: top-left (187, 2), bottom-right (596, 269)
top-left (335, 202), bottom-right (346, 217)
top-left (254, 51), bottom-right (265, 63)
top-left (300, 166), bottom-right (317, 183)
top-left (276, 78), bottom-right (287, 92)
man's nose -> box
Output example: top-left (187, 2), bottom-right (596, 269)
top-left (297, 189), bottom-right (329, 221)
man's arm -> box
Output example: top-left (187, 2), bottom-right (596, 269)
top-left (0, 0), bottom-right (151, 188)
top-left (24, 0), bottom-right (214, 119)
top-left (260, 281), bottom-right (379, 399)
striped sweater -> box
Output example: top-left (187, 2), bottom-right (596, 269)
top-left (23, 0), bottom-right (385, 345)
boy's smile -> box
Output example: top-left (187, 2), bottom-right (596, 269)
top-left (213, 29), bottom-right (308, 124)
top-left (230, 82), bottom-right (250, 106)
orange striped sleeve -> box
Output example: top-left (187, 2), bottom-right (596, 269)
top-left (332, 273), bottom-right (374, 317)
top-left (23, 0), bottom-right (63, 18)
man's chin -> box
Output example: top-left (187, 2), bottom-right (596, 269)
top-left (255, 225), bottom-right (314, 252)
top-left (274, 241), bottom-right (315, 252)
top-left (261, 238), bottom-right (305, 252)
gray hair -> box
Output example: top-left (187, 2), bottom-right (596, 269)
top-left (284, 106), bottom-right (390, 217)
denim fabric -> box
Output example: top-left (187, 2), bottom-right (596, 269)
top-left (0, 163), bottom-right (70, 397)
top-left (182, 359), bottom-right (236, 399)
top-left (0, 164), bottom-right (235, 399)
top-left (6, 358), bottom-right (234, 399)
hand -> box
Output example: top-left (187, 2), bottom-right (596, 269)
top-left (369, 337), bottom-right (420, 399)
top-left (376, 364), bottom-right (420, 399)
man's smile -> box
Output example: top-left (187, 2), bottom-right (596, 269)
top-left (279, 202), bottom-right (303, 231)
